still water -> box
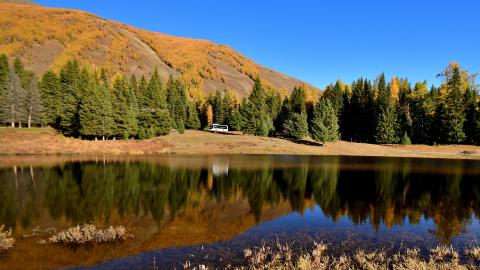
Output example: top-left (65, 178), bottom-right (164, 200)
top-left (0, 155), bottom-right (480, 269)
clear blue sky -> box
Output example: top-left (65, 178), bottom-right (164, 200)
top-left (36, 0), bottom-right (479, 88)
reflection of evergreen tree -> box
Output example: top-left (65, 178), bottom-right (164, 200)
top-left (0, 157), bottom-right (479, 245)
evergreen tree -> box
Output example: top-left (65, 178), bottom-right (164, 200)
top-left (58, 60), bottom-right (81, 136)
top-left (112, 76), bottom-right (138, 139)
top-left (0, 66), bottom-right (25, 127)
top-left (137, 69), bottom-right (171, 138)
top-left (0, 54), bottom-right (10, 125)
top-left (166, 76), bottom-right (187, 129)
top-left (283, 112), bottom-right (309, 139)
top-left (463, 86), bottom-right (478, 144)
top-left (79, 72), bottom-right (105, 138)
top-left (228, 110), bottom-right (243, 131)
top-left (39, 70), bottom-right (61, 127)
top-left (0, 54), bottom-right (8, 101)
top-left (266, 90), bottom-right (282, 123)
top-left (283, 86), bottom-right (308, 138)
top-left (24, 75), bottom-right (43, 128)
top-left (442, 65), bottom-right (466, 143)
top-left (322, 80), bottom-right (344, 116)
top-left (400, 131), bottom-right (411, 145)
top-left (374, 75), bottom-right (400, 144)
top-left (375, 104), bottom-right (400, 144)
top-left (241, 77), bottom-right (272, 136)
top-left (409, 82), bottom-right (435, 144)
top-left (185, 100), bottom-right (201, 129)
top-left (310, 99), bottom-right (340, 144)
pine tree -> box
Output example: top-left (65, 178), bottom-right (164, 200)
top-left (79, 72), bottom-right (104, 138)
top-left (185, 100), bottom-right (201, 129)
top-left (374, 74), bottom-right (400, 144)
top-left (463, 86), bottom-right (478, 144)
top-left (0, 54), bottom-right (8, 101)
top-left (39, 70), bottom-right (61, 127)
top-left (112, 76), bottom-right (137, 139)
top-left (24, 75), bottom-right (43, 128)
top-left (310, 99), bottom-right (340, 145)
top-left (0, 66), bottom-right (25, 127)
top-left (166, 76), bottom-right (187, 129)
top-left (241, 77), bottom-right (272, 136)
top-left (283, 112), bottom-right (308, 139)
top-left (282, 86), bottom-right (308, 138)
top-left (409, 82), bottom-right (435, 144)
top-left (442, 65), bottom-right (466, 143)
top-left (375, 104), bottom-right (400, 144)
top-left (58, 60), bottom-right (81, 136)
top-left (137, 69), bottom-right (171, 138)
top-left (0, 54), bottom-right (10, 125)
top-left (228, 110), bottom-right (243, 131)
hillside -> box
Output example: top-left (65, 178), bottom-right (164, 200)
top-left (0, 2), bottom-right (309, 95)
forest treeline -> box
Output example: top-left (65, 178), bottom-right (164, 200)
top-left (0, 54), bottom-right (479, 145)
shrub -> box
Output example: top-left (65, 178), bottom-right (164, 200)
top-left (401, 131), bottom-right (412, 145)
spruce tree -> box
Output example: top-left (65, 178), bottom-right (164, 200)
top-left (185, 100), bottom-right (201, 129)
top-left (463, 86), bottom-right (477, 144)
top-left (241, 77), bottom-right (272, 136)
top-left (0, 54), bottom-right (8, 101)
top-left (24, 75), bottom-right (43, 128)
top-left (112, 76), bottom-right (137, 139)
top-left (375, 104), bottom-right (400, 144)
top-left (79, 72), bottom-right (104, 138)
top-left (442, 65), bottom-right (466, 143)
top-left (374, 75), bottom-right (400, 144)
top-left (310, 99), bottom-right (340, 145)
top-left (166, 76), bottom-right (187, 129)
top-left (0, 54), bottom-right (10, 125)
top-left (58, 60), bottom-right (81, 136)
top-left (283, 112), bottom-right (309, 139)
top-left (282, 86), bottom-right (309, 138)
top-left (137, 69), bottom-right (171, 138)
top-left (0, 66), bottom-right (24, 127)
top-left (39, 70), bottom-right (61, 127)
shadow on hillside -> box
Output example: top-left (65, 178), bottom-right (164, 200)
top-left (284, 138), bottom-right (324, 147)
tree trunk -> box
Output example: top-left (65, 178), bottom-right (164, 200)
top-left (28, 112), bottom-right (32, 128)
top-left (10, 104), bottom-right (15, 127)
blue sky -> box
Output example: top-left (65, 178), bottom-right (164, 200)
top-left (36, 0), bottom-right (479, 88)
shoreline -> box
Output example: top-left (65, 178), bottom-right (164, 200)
top-left (0, 127), bottom-right (479, 160)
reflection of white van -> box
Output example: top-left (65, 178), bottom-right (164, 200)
top-left (209, 124), bottom-right (229, 132)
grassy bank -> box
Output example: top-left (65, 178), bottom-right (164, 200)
top-left (0, 127), bottom-right (479, 159)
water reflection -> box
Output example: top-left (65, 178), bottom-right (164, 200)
top-left (0, 156), bottom-right (479, 245)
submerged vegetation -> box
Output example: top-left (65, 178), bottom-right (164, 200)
top-left (184, 243), bottom-right (480, 270)
top-left (48, 224), bottom-right (129, 245)
top-left (0, 225), bottom-right (14, 252)
top-left (0, 55), bottom-right (478, 145)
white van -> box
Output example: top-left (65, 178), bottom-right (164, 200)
top-left (209, 124), bottom-right (229, 132)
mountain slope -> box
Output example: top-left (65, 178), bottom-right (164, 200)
top-left (0, 2), bottom-right (310, 95)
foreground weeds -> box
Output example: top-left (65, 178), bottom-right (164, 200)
top-left (184, 243), bottom-right (480, 270)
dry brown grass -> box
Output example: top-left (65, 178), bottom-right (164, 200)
top-left (1, 128), bottom-right (480, 160)
top-left (184, 243), bottom-right (480, 270)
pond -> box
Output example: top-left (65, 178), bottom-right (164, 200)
top-left (0, 155), bottom-right (480, 269)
